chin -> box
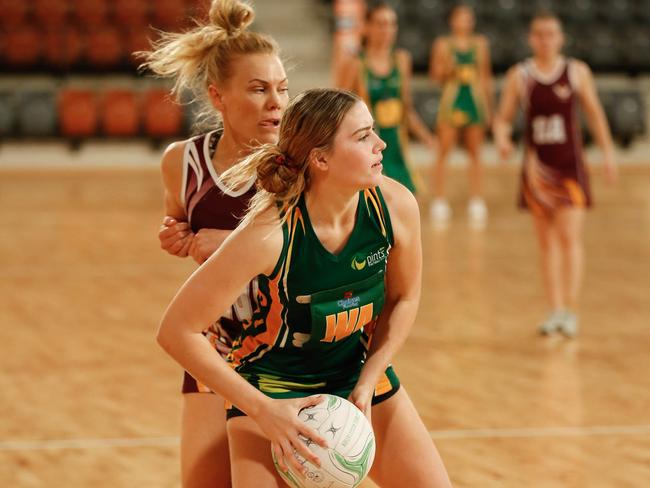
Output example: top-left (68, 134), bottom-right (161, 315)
top-left (255, 131), bottom-right (279, 145)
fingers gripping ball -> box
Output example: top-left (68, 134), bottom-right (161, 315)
top-left (272, 395), bottom-right (376, 488)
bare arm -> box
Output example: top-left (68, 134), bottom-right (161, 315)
top-left (493, 66), bottom-right (521, 161)
top-left (574, 60), bottom-right (617, 183)
top-left (159, 141), bottom-right (193, 257)
top-left (429, 37), bottom-right (453, 84)
top-left (397, 49), bottom-right (437, 150)
top-left (477, 35), bottom-right (495, 122)
top-left (337, 55), bottom-right (362, 92)
top-left (349, 177), bottom-right (422, 415)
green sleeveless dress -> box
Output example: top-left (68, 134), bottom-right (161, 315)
top-left (226, 187), bottom-right (400, 417)
top-left (362, 54), bottom-right (416, 193)
top-left (438, 39), bottom-right (486, 128)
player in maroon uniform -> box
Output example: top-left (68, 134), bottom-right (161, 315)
top-left (494, 12), bottom-right (617, 337)
top-left (139, 0), bottom-right (288, 486)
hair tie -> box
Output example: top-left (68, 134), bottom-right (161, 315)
top-left (275, 154), bottom-right (287, 166)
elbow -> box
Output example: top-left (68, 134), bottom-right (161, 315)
top-left (156, 320), bottom-right (175, 355)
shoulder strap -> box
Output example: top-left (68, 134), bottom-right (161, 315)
top-left (363, 187), bottom-right (394, 247)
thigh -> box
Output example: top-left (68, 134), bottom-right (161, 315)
top-left (227, 416), bottom-right (285, 488)
top-left (463, 125), bottom-right (485, 156)
top-left (555, 206), bottom-right (585, 243)
top-left (369, 388), bottom-right (452, 488)
top-left (436, 123), bottom-right (458, 154)
top-left (181, 393), bottom-right (231, 488)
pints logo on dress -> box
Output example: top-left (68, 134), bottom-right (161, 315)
top-left (553, 83), bottom-right (572, 101)
top-left (351, 247), bottom-right (388, 271)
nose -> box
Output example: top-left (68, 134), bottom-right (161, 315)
top-left (375, 134), bottom-right (387, 152)
top-left (266, 89), bottom-right (282, 111)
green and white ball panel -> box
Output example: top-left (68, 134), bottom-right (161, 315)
top-left (272, 395), bottom-right (376, 488)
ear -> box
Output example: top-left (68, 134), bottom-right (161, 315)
top-left (208, 84), bottom-right (225, 112)
top-left (308, 148), bottom-right (329, 173)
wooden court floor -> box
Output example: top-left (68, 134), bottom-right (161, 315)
top-left (1, 165), bottom-right (649, 487)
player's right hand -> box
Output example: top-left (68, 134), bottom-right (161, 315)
top-left (254, 396), bottom-right (329, 477)
top-left (158, 216), bottom-right (194, 257)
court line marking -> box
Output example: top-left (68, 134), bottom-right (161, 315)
top-left (1, 425), bottom-right (650, 451)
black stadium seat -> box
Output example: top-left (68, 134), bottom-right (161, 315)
top-left (0, 92), bottom-right (16, 138)
top-left (16, 91), bottom-right (58, 137)
top-left (609, 91), bottom-right (646, 147)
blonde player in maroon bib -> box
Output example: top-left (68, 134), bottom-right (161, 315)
top-left (139, 1), bottom-right (289, 485)
top-left (494, 11), bottom-right (617, 337)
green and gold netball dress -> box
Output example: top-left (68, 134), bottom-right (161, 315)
top-left (226, 188), bottom-right (400, 417)
top-left (362, 54), bottom-right (416, 193)
top-left (438, 39), bottom-right (487, 128)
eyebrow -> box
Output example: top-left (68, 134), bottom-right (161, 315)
top-left (352, 125), bottom-right (373, 136)
top-left (248, 78), bottom-right (289, 84)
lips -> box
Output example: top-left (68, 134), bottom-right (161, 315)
top-left (259, 118), bottom-right (280, 128)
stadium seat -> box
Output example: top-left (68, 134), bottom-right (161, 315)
top-left (16, 91), bottom-right (58, 137)
top-left (559, 0), bottom-right (597, 25)
top-left (151, 0), bottom-right (189, 31)
top-left (114, 0), bottom-right (149, 27)
top-left (72, 0), bottom-right (109, 27)
top-left (624, 27), bottom-right (650, 72)
top-left (102, 90), bottom-right (140, 137)
top-left (0, 92), bottom-right (16, 137)
top-left (34, 0), bottom-right (69, 29)
top-left (59, 89), bottom-right (98, 138)
top-left (143, 89), bottom-right (183, 138)
top-left (0, 0), bottom-right (28, 27)
top-left (598, 0), bottom-right (633, 23)
top-left (125, 28), bottom-right (155, 68)
top-left (3, 28), bottom-right (42, 69)
top-left (42, 29), bottom-right (85, 71)
top-left (86, 26), bottom-right (124, 70)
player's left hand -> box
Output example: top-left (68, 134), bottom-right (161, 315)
top-left (188, 228), bottom-right (232, 264)
top-left (348, 383), bottom-right (374, 422)
top-left (603, 155), bottom-right (618, 185)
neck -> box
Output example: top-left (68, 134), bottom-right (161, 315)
top-left (213, 127), bottom-right (254, 174)
top-left (305, 179), bottom-right (359, 227)
top-left (534, 54), bottom-right (561, 71)
top-left (365, 43), bottom-right (392, 57)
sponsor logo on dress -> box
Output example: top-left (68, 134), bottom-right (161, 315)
top-left (553, 83), bottom-right (572, 101)
top-left (351, 247), bottom-right (388, 271)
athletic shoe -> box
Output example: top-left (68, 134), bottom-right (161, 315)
top-left (467, 197), bottom-right (488, 226)
top-left (538, 310), bottom-right (564, 335)
top-left (430, 198), bottom-right (452, 223)
top-left (559, 311), bottom-right (579, 338)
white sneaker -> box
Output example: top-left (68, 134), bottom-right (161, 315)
top-left (467, 197), bottom-right (488, 225)
top-left (559, 311), bottom-right (579, 338)
top-left (538, 311), bottom-right (564, 335)
top-left (430, 198), bottom-right (451, 223)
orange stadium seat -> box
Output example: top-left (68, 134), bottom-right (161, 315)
top-left (42, 28), bottom-right (84, 71)
top-left (72, 0), bottom-right (109, 27)
top-left (114, 0), bottom-right (149, 27)
top-left (102, 90), bottom-right (140, 137)
top-left (86, 26), bottom-right (123, 69)
top-left (34, 0), bottom-right (69, 29)
top-left (143, 89), bottom-right (183, 138)
top-left (151, 0), bottom-right (189, 31)
top-left (59, 89), bottom-right (98, 138)
top-left (3, 27), bottom-right (41, 68)
top-left (125, 28), bottom-right (156, 67)
top-left (0, 0), bottom-right (28, 27)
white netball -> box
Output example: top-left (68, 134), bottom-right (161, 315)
top-left (272, 394), bottom-right (376, 488)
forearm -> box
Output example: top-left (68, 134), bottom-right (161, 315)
top-left (357, 297), bottom-right (418, 388)
top-left (492, 117), bottom-right (512, 146)
top-left (407, 109), bottom-right (434, 144)
top-left (157, 327), bottom-right (269, 417)
top-left (587, 107), bottom-right (615, 157)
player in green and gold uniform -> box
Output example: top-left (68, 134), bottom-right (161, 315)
top-left (158, 89), bottom-right (451, 487)
top-left (429, 4), bottom-right (494, 225)
top-left (341, 3), bottom-right (437, 194)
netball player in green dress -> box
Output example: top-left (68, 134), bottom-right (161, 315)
top-left (158, 88), bottom-right (451, 487)
top-left (429, 4), bottom-right (493, 225)
top-left (340, 2), bottom-right (436, 194)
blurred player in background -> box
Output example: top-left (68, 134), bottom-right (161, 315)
top-left (139, 0), bottom-right (289, 485)
top-left (493, 12), bottom-right (617, 337)
top-left (339, 1), bottom-right (437, 193)
top-left (429, 4), bottom-right (493, 225)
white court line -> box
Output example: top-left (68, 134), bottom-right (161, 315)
top-left (1, 425), bottom-right (650, 452)
top-left (429, 425), bottom-right (650, 440)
